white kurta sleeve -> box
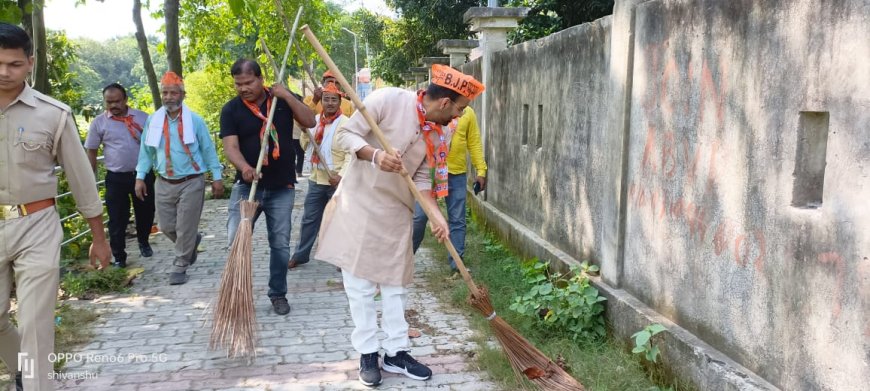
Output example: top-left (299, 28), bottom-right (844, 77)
top-left (335, 90), bottom-right (385, 153)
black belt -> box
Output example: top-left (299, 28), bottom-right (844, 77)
top-left (159, 174), bottom-right (202, 184)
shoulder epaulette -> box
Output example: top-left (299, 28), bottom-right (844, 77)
top-left (33, 90), bottom-right (72, 112)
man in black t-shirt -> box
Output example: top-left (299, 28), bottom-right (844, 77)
top-left (220, 59), bottom-right (315, 315)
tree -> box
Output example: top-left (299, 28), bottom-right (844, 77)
top-left (376, 0), bottom-right (481, 85)
top-left (179, 0), bottom-right (339, 83)
top-left (164, 0), bottom-right (182, 76)
top-left (134, 0), bottom-right (161, 109)
top-left (45, 30), bottom-right (83, 110)
top-left (506, 0), bottom-right (613, 43)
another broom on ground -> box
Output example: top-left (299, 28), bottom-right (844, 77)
top-left (209, 7), bottom-right (303, 359)
top-left (300, 25), bottom-right (586, 390)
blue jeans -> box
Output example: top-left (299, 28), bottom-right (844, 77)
top-left (227, 182), bottom-right (295, 298)
top-left (291, 181), bottom-right (336, 264)
top-left (412, 173), bottom-right (467, 269)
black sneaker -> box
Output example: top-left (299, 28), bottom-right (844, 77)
top-left (15, 371), bottom-right (23, 391)
top-left (190, 233), bottom-right (203, 265)
top-left (271, 297), bottom-right (290, 315)
top-left (383, 351), bottom-right (431, 381)
top-left (113, 253), bottom-right (127, 268)
top-left (358, 352), bottom-right (381, 387)
top-left (139, 242), bottom-right (153, 257)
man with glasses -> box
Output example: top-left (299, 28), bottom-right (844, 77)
top-left (314, 65), bottom-right (484, 387)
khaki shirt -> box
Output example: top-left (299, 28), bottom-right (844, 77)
top-left (0, 84), bottom-right (102, 218)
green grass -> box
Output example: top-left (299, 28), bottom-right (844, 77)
top-left (61, 264), bottom-right (132, 299)
top-left (419, 211), bottom-right (694, 391)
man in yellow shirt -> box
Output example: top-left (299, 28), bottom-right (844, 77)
top-left (411, 106), bottom-right (487, 271)
top-left (302, 70), bottom-right (354, 116)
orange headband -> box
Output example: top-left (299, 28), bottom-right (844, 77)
top-left (430, 64), bottom-right (484, 100)
top-left (322, 70), bottom-right (335, 80)
top-left (322, 82), bottom-right (344, 97)
top-left (161, 71), bottom-right (184, 86)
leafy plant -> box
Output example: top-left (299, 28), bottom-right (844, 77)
top-left (632, 323), bottom-right (667, 363)
top-left (509, 259), bottom-right (606, 340)
top-left (61, 267), bottom-right (130, 299)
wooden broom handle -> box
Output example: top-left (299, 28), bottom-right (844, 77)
top-left (301, 25), bottom-right (481, 297)
top-left (248, 6), bottom-right (303, 202)
top-left (274, 0), bottom-right (321, 90)
top-left (259, 38), bottom-right (333, 177)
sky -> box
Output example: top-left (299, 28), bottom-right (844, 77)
top-left (43, 0), bottom-right (395, 42)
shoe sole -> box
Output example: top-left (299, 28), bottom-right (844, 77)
top-left (382, 363), bottom-right (431, 381)
top-left (358, 374), bottom-right (381, 387)
top-left (288, 260), bottom-right (309, 270)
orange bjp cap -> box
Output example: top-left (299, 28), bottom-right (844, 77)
top-left (322, 81), bottom-right (344, 97)
top-left (161, 71), bottom-right (184, 86)
top-left (430, 64), bottom-right (484, 100)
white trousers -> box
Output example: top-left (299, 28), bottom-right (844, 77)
top-left (342, 270), bottom-right (409, 356)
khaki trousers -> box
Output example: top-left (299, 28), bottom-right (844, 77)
top-left (0, 208), bottom-right (62, 391)
top-left (155, 175), bottom-right (205, 274)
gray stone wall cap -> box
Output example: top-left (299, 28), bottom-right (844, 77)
top-left (409, 67), bottom-right (429, 74)
top-left (420, 57), bottom-right (450, 65)
top-left (463, 7), bottom-right (529, 23)
top-left (437, 39), bottom-right (480, 49)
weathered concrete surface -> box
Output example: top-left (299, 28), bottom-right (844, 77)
top-left (483, 17), bottom-right (614, 270)
top-left (467, 0), bottom-right (869, 389)
top-left (624, 1), bottom-right (869, 390)
top-left (49, 179), bottom-right (498, 391)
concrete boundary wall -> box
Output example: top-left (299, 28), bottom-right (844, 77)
top-left (465, 0), bottom-right (869, 389)
top-left (468, 194), bottom-right (778, 390)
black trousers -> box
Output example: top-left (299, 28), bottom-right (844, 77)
top-left (292, 138), bottom-right (305, 173)
top-left (105, 170), bottom-right (155, 260)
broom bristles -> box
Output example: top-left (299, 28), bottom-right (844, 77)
top-left (469, 286), bottom-right (586, 391)
top-left (209, 200), bottom-right (259, 358)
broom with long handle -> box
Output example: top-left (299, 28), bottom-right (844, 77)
top-left (274, 0), bottom-right (344, 180)
top-left (273, 0), bottom-right (322, 91)
top-left (259, 41), bottom-right (334, 178)
top-left (209, 6), bottom-right (304, 359)
top-left (300, 25), bottom-right (585, 391)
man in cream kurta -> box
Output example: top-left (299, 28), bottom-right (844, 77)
top-left (315, 65), bottom-right (483, 387)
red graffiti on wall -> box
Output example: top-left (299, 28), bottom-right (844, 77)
top-left (629, 181), bottom-right (767, 270)
top-left (640, 127), bottom-right (721, 191)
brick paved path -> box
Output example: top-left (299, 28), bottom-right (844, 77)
top-left (53, 178), bottom-right (498, 391)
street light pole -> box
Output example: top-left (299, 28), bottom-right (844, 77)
top-left (341, 27), bottom-right (359, 94)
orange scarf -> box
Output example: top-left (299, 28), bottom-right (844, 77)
top-left (416, 91), bottom-right (449, 198)
top-left (242, 90), bottom-right (280, 166)
top-left (110, 113), bottom-right (143, 142)
top-left (311, 111), bottom-right (342, 164)
top-left (162, 107), bottom-right (200, 177)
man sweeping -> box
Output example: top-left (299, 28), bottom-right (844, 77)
top-left (288, 82), bottom-right (349, 270)
top-left (314, 64), bottom-right (484, 387)
top-left (219, 59), bottom-right (315, 315)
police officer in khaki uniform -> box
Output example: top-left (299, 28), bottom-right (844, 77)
top-left (0, 23), bottom-right (111, 390)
